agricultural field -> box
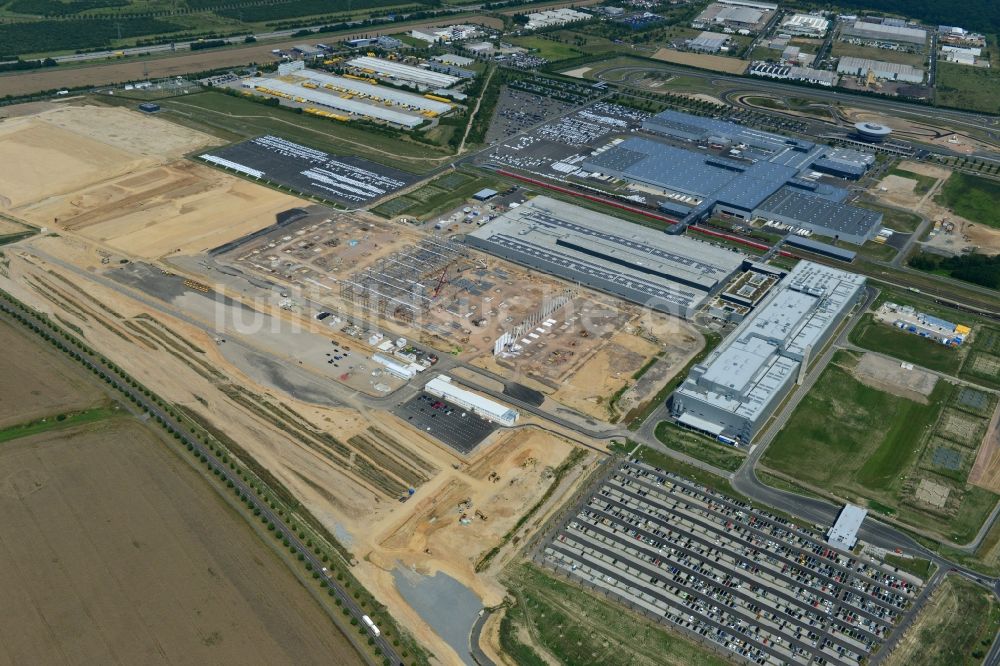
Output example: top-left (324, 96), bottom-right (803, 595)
top-left (936, 171), bottom-right (1000, 230)
top-left (0, 318), bottom-right (106, 427)
top-left (885, 576), bottom-right (1000, 666)
top-left (935, 62), bottom-right (1000, 114)
top-left (495, 562), bottom-right (730, 666)
top-left (763, 352), bottom-right (999, 543)
top-left (0, 0), bottom-right (422, 57)
top-left (0, 313), bottom-right (362, 664)
top-left (650, 48), bottom-right (750, 74)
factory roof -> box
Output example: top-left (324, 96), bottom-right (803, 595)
top-left (435, 53), bottom-right (475, 66)
top-left (675, 261), bottom-right (865, 423)
top-left (784, 235), bottom-right (857, 262)
top-left (844, 20), bottom-right (927, 43)
top-left (425, 375), bottom-right (518, 424)
top-left (837, 56), bottom-right (924, 80)
top-left (827, 504), bottom-right (867, 551)
top-left (346, 56), bottom-right (460, 88)
top-left (782, 13), bottom-right (829, 31)
top-left (643, 109), bottom-right (815, 155)
top-left (714, 5), bottom-right (763, 24)
top-left (756, 187), bottom-right (882, 238)
top-left (467, 196), bottom-right (744, 312)
top-left (246, 78), bottom-right (424, 128)
top-left (584, 137), bottom-right (799, 211)
top-left (297, 69), bottom-right (452, 114)
top-left (689, 31), bottom-right (729, 51)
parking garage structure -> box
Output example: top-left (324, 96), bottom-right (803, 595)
top-left (539, 459), bottom-right (922, 666)
top-left (465, 196), bottom-right (746, 318)
top-left (669, 261), bottom-right (866, 442)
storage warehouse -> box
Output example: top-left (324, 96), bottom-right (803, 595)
top-left (242, 78), bottom-right (425, 128)
top-left (669, 261), bottom-right (866, 442)
top-left (465, 196), bottom-right (745, 318)
top-left (837, 56), bottom-right (924, 84)
top-left (296, 69), bottom-right (452, 115)
top-left (425, 375), bottom-right (518, 426)
top-left (842, 20), bottom-right (927, 46)
top-left (346, 56), bottom-right (460, 89)
top-left (781, 13), bottom-right (829, 37)
top-left (754, 187), bottom-right (882, 244)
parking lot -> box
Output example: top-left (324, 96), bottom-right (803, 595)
top-left (538, 459), bottom-right (924, 666)
top-left (203, 135), bottom-right (417, 206)
top-left (394, 392), bottom-right (499, 454)
top-left (488, 101), bottom-right (651, 177)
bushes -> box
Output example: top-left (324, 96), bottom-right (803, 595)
top-left (909, 252), bottom-right (1000, 289)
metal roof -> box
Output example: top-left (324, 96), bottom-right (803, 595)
top-left (245, 79), bottom-right (424, 128)
top-left (466, 196), bottom-right (744, 313)
top-left (297, 69), bottom-right (452, 114)
top-left (642, 109), bottom-right (815, 154)
top-left (755, 187), bottom-right (882, 238)
top-left (827, 504), bottom-right (867, 551)
top-left (583, 137), bottom-right (799, 212)
top-left (346, 56), bottom-right (459, 88)
top-left (673, 261), bottom-right (866, 425)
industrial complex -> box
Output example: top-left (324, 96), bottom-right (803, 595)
top-left (581, 109), bottom-right (882, 243)
top-left (669, 261), bottom-right (867, 442)
top-left (465, 196), bottom-right (746, 318)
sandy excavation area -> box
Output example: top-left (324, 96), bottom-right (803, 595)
top-left (0, 238), bottom-right (606, 663)
top-left (0, 104), bottom-right (300, 259)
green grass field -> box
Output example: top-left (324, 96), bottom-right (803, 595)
top-left (500, 563), bottom-right (731, 666)
top-left (849, 314), bottom-right (964, 375)
top-left (508, 35), bottom-right (584, 62)
top-left (856, 203), bottom-right (923, 233)
top-left (936, 171), bottom-right (1000, 230)
top-left (764, 356), bottom-right (997, 542)
top-left (654, 421), bottom-right (745, 472)
top-left (883, 554), bottom-right (935, 581)
top-left (373, 171), bottom-right (505, 219)
top-left (0, 406), bottom-right (119, 444)
top-left (935, 62), bottom-right (1000, 114)
top-left (764, 359), bottom-right (942, 496)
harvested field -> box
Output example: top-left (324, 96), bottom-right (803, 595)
top-left (0, 318), bottom-right (105, 427)
top-left (0, 418), bottom-right (361, 665)
top-left (651, 48), bottom-right (750, 74)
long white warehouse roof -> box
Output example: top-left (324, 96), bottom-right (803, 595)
top-left (246, 78), bottom-right (423, 128)
top-left (297, 69), bottom-right (452, 114)
top-left (347, 56), bottom-right (460, 89)
top-left (425, 375), bottom-right (518, 425)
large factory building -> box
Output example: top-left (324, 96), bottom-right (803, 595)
top-left (669, 261), bottom-right (866, 443)
top-left (465, 196), bottom-right (745, 318)
top-left (582, 109), bottom-right (881, 243)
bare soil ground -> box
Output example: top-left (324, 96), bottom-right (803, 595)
top-left (0, 106), bottom-right (298, 259)
top-left (0, 105), bottom-right (215, 209)
top-left (852, 352), bottom-right (938, 403)
top-left (0, 318), bottom-right (105, 427)
top-left (651, 48), bottom-right (749, 74)
top-left (0, 418), bottom-right (362, 665)
top-left (969, 399), bottom-right (1000, 493)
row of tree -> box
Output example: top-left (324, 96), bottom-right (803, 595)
top-left (909, 252), bottom-right (1000, 289)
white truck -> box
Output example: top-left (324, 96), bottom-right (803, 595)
top-left (362, 615), bottom-right (380, 637)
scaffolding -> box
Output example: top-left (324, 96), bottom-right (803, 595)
top-left (340, 238), bottom-right (466, 322)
